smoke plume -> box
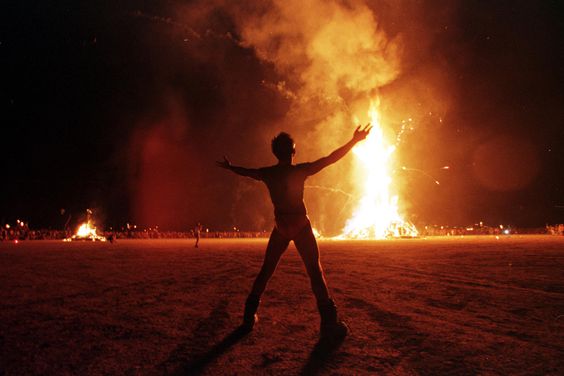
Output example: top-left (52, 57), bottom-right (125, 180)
top-left (125, 0), bottom-right (455, 232)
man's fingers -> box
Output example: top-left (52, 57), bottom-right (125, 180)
top-left (354, 123), bottom-right (372, 139)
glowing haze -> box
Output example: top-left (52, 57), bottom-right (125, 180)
top-left (235, 0), bottom-right (400, 99)
top-left (230, 0), bottom-right (414, 237)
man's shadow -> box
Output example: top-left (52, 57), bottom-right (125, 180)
top-left (300, 335), bottom-right (346, 375)
top-left (170, 326), bottom-right (345, 375)
top-left (172, 325), bottom-right (250, 375)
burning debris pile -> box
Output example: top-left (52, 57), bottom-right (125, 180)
top-left (63, 209), bottom-right (106, 242)
top-left (64, 222), bottom-right (106, 242)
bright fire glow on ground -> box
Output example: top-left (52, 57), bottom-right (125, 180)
top-left (340, 100), bottom-right (418, 239)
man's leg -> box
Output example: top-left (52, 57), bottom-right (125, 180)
top-left (293, 223), bottom-right (330, 302)
top-left (294, 223), bottom-right (347, 339)
top-left (249, 227), bottom-right (290, 297)
top-left (243, 227), bottom-right (289, 329)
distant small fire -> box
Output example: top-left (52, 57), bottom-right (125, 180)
top-left (64, 221), bottom-right (106, 242)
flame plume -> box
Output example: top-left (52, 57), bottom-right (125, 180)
top-left (340, 101), bottom-right (418, 239)
top-left (64, 220), bottom-right (107, 242)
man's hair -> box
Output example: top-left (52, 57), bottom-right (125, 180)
top-left (271, 132), bottom-right (295, 160)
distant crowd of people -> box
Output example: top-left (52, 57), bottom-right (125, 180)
top-left (410, 223), bottom-right (563, 237)
top-left (420, 224), bottom-right (511, 237)
top-left (108, 229), bottom-right (269, 240)
top-left (546, 224), bottom-right (564, 236)
top-left (0, 226), bottom-right (270, 241)
top-left (2, 224), bottom-right (563, 241)
top-left (1, 229), bottom-right (67, 241)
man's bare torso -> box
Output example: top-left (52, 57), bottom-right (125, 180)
top-left (258, 163), bottom-right (313, 217)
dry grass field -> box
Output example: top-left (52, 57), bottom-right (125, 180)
top-left (1, 236), bottom-right (563, 375)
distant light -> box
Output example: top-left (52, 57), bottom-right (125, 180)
top-left (14, 240), bottom-right (18, 244)
top-left (5, 224), bottom-right (10, 229)
top-left (441, 166), bottom-right (450, 170)
top-left (503, 229), bottom-right (510, 235)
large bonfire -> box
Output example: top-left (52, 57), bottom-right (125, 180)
top-left (339, 101), bottom-right (418, 239)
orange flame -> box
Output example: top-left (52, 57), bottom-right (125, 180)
top-left (64, 221), bottom-right (107, 242)
top-left (340, 100), bottom-right (418, 239)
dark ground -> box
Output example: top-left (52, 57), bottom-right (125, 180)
top-left (1, 236), bottom-right (563, 375)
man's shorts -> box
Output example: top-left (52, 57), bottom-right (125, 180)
top-left (275, 214), bottom-right (310, 240)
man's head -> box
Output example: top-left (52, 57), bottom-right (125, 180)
top-left (271, 132), bottom-right (295, 161)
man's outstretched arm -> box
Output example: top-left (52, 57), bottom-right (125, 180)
top-left (305, 124), bottom-right (372, 176)
top-left (216, 156), bottom-right (262, 180)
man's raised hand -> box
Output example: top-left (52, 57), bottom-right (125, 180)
top-left (352, 124), bottom-right (372, 142)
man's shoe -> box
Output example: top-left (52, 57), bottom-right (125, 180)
top-left (241, 295), bottom-right (260, 331)
top-left (241, 313), bottom-right (258, 332)
top-left (318, 298), bottom-right (348, 340)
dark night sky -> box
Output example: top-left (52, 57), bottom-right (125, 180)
top-left (2, 1), bottom-right (563, 231)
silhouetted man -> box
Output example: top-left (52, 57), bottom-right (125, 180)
top-left (217, 125), bottom-right (371, 339)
